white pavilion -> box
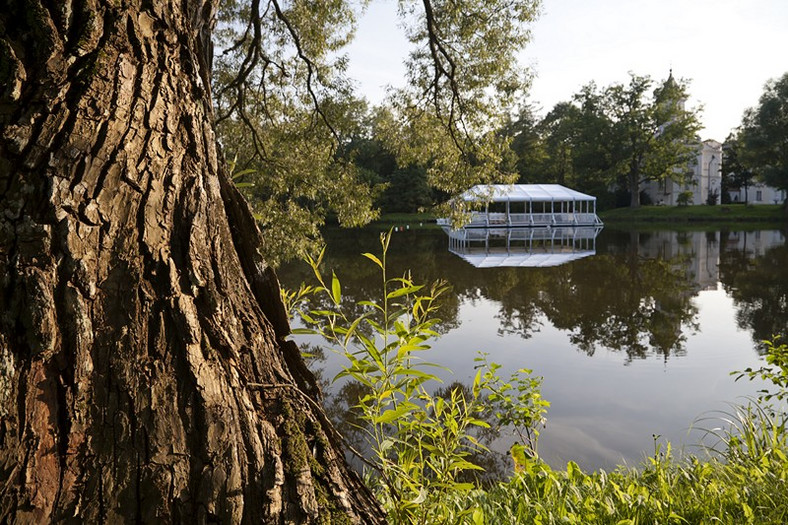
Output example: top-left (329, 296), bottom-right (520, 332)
top-left (438, 184), bottom-right (604, 267)
top-left (437, 184), bottom-right (602, 228)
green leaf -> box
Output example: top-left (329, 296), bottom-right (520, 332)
top-left (387, 285), bottom-right (424, 300)
top-left (472, 508), bottom-right (484, 525)
top-left (343, 315), bottom-right (365, 346)
top-left (331, 272), bottom-right (341, 305)
top-left (362, 252), bottom-right (384, 269)
top-left (290, 328), bottom-right (317, 335)
top-left (375, 405), bottom-right (412, 424)
top-left (231, 168), bottom-right (257, 179)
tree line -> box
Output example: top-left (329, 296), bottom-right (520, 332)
top-left (722, 72), bottom-right (788, 205)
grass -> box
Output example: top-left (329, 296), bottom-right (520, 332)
top-left (600, 204), bottom-right (786, 224)
top-left (469, 441), bottom-right (788, 524)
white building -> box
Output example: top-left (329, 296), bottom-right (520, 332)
top-left (644, 139), bottom-right (722, 206)
top-left (728, 183), bottom-right (786, 205)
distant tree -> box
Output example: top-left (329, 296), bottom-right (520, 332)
top-left (500, 105), bottom-right (547, 183)
top-left (537, 102), bottom-right (581, 185)
top-left (378, 167), bottom-right (434, 212)
top-left (721, 132), bottom-right (756, 204)
top-left (602, 73), bottom-right (701, 207)
top-left (564, 86), bottom-right (618, 197)
top-left (737, 72), bottom-right (788, 206)
top-left (340, 109), bottom-right (434, 214)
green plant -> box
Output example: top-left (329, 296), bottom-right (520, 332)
top-left (475, 353), bottom-right (549, 459)
top-left (285, 229), bottom-right (554, 522)
top-left (677, 190), bottom-right (694, 206)
top-left (734, 337), bottom-right (788, 402)
top-left (285, 230), bottom-right (490, 522)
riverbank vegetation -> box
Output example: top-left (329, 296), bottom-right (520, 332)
top-left (285, 231), bottom-right (788, 524)
top-left (371, 203), bottom-right (786, 226)
top-left (600, 203), bottom-right (786, 224)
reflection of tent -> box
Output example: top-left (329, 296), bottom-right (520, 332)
top-left (447, 226), bottom-right (603, 268)
top-left (437, 184), bottom-right (602, 228)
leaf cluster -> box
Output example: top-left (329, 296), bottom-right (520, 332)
top-left (284, 229), bottom-right (550, 522)
top-left (736, 72), bottom-right (788, 193)
top-left (213, 0), bottom-right (543, 263)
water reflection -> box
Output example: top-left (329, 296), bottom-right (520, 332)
top-left (718, 230), bottom-right (788, 349)
top-left (444, 226), bottom-right (603, 268)
top-left (279, 225), bottom-right (787, 470)
top-left (280, 227), bottom-right (787, 358)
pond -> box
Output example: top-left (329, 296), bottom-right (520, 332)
top-left (278, 225), bottom-right (788, 472)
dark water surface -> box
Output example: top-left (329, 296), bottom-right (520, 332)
top-left (279, 225), bottom-right (788, 471)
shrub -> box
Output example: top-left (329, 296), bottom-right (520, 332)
top-left (677, 190), bottom-right (694, 206)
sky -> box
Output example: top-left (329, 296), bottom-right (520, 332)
top-left (345, 0), bottom-right (788, 142)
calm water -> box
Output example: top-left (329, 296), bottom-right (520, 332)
top-left (279, 225), bottom-right (788, 471)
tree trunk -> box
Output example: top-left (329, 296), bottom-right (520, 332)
top-left (629, 174), bottom-right (641, 208)
top-left (0, 2), bottom-right (384, 523)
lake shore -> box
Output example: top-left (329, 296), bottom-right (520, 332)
top-left (372, 204), bottom-right (787, 228)
top-left (600, 203), bottom-right (786, 223)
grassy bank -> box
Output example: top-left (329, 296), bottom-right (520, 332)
top-left (601, 204), bottom-right (786, 224)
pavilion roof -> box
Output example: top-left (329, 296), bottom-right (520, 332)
top-left (458, 184), bottom-right (596, 203)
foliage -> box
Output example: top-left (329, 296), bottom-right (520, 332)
top-left (603, 73), bottom-right (702, 207)
top-left (499, 105), bottom-right (548, 184)
top-left (340, 112), bottom-right (437, 214)
top-left (475, 354), bottom-right (549, 457)
top-left (734, 338), bottom-right (788, 402)
top-left (214, 1), bottom-right (380, 264)
top-left (284, 230), bottom-right (549, 522)
top-left (677, 190), bottom-right (693, 206)
top-left (385, 0), bottom-right (542, 219)
top-left (474, 349), bottom-right (788, 525)
top-left (213, 0), bottom-right (543, 263)
top-left (469, 437), bottom-right (788, 524)
top-left (722, 132), bottom-right (756, 203)
top-left (501, 73), bottom-right (701, 209)
top-left (737, 72), bottom-right (788, 194)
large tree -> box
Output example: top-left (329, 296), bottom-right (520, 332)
top-left (721, 132), bottom-right (755, 204)
top-left (0, 0), bottom-right (537, 522)
top-left (603, 73), bottom-right (701, 207)
top-left (738, 72), bottom-right (788, 202)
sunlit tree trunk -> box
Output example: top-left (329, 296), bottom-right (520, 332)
top-left (0, 1), bottom-right (383, 522)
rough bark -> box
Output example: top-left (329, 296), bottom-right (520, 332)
top-left (0, 1), bottom-right (384, 523)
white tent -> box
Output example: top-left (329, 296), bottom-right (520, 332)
top-left (457, 184), bottom-right (597, 203)
top-left (438, 184), bottom-right (602, 228)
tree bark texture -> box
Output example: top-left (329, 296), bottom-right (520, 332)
top-left (0, 1), bottom-right (384, 523)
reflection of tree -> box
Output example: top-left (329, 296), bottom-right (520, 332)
top-left (464, 232), bottom-right (699, 359)
top-left (532, 254), bottom-right (697, 361)
top-left (317, 374), bottom-right (512, 484)
top-left (280, 227), bottom-right (702, 360)
top-left (719, 241), bottom-right (788, 350)
top-left (279, 228), bottom-right (462, 335)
